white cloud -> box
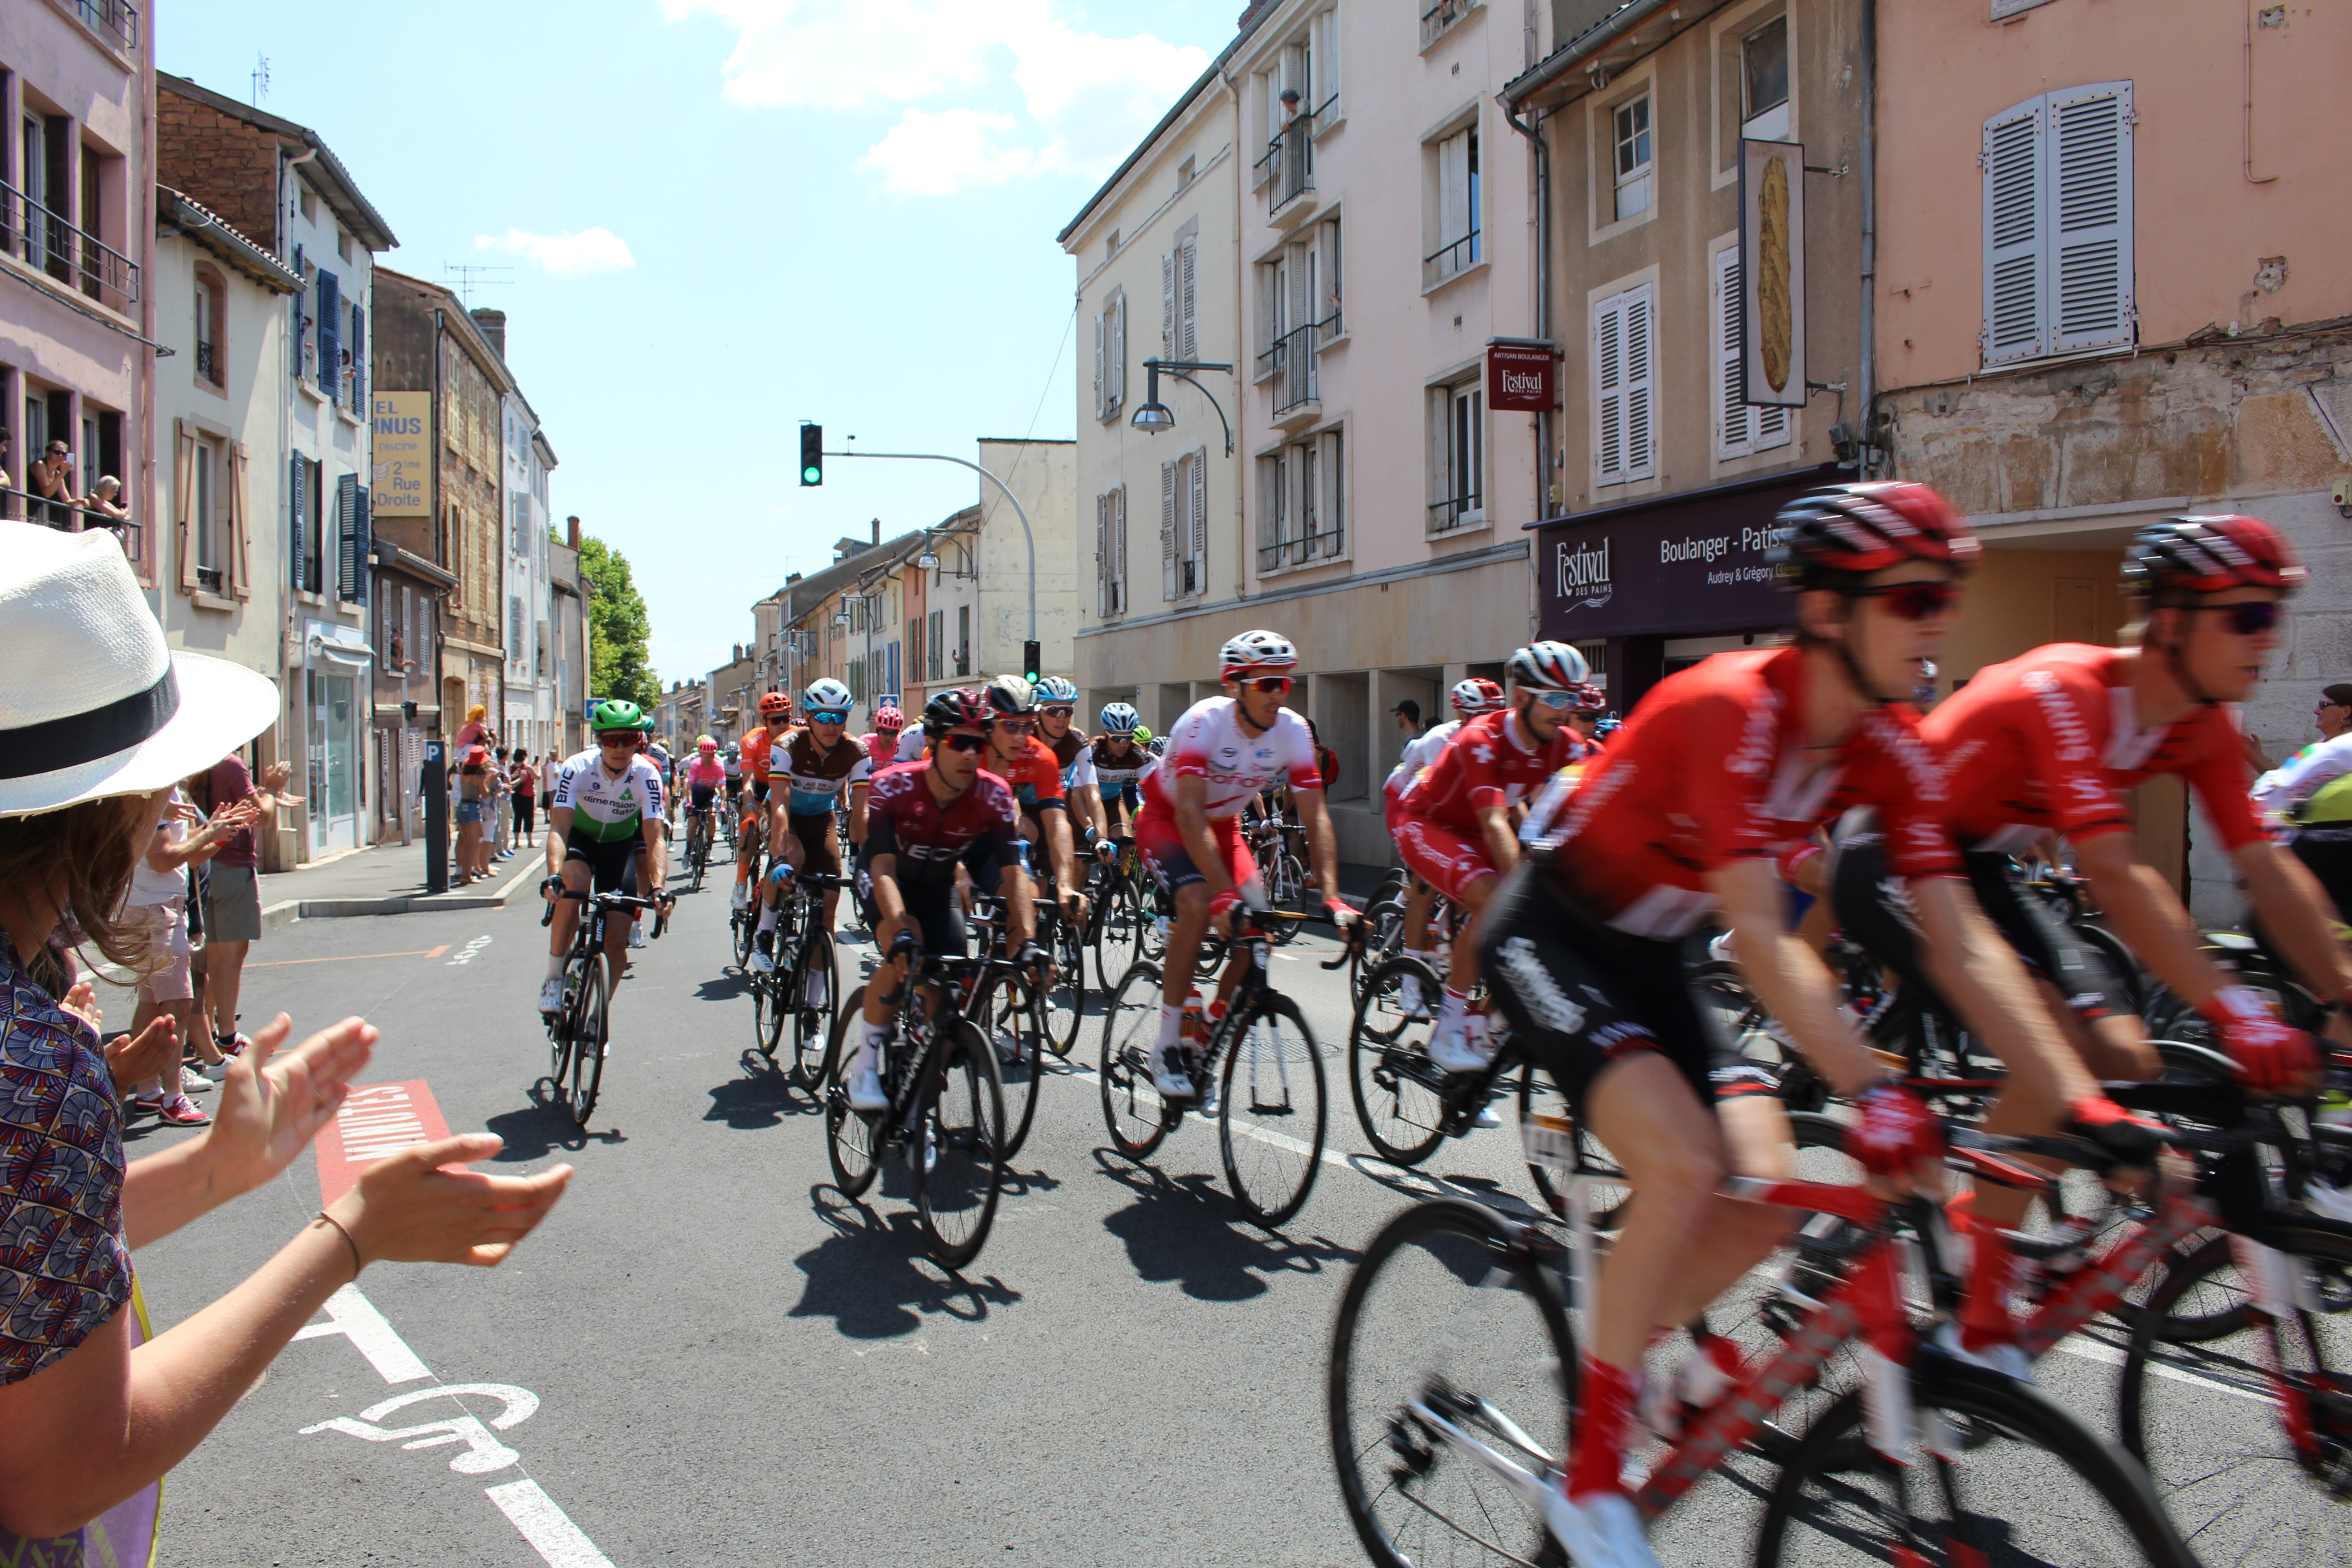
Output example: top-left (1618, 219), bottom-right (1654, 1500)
top-left (473, 227), bottom-right (637, 277)
top-left (663, 0), bottom-right (1208, 195)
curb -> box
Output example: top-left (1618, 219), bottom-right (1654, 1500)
top-left (260, 863), bottom-right (544, 922)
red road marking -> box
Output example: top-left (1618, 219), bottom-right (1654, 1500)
top-left (246, 950), bottom-right (445, 969)
top-left (316, 1080), bottom-right (452, 1206)
top-left (423, 945), bottom-right (451, 959)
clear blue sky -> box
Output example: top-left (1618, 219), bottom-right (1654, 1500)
top-left (163, 0), bottom-right (1241, 685)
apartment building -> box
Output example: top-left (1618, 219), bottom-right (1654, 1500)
top-left (2, 0), bottom-right (153, 562)
top-left (1870, 0), bottom-right (2352, 917)
top-left (549, 516), bottom-right (590, 755)
top-left (471, 309), bottom-right (560, 762)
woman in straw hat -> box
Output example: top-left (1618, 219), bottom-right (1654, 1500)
top-left (0, 526), bottom-right (571, 1554)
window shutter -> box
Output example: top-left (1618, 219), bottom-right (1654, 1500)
top-left (353, 486), bottom-right (372, 604)
top-left (1092, 313), bottom-right (1105, 418)
top-left (338, 472), bottom-right (360, 600)
top-left (318, 269), bottom-right (342, 399)
top-left (1440, 131), bottom-right (1469, 250)
top-left (1622, 288), bottom-right (1655, 480)
top-left (288, 452), bottom-right (307, 591)
top-left (2048, 82), bottom-right (2133, 354)
top-left (173, 420), bottom-right (199, 593)
top-left (1161, 459), bottom-right (1179, 600)
top-left (1594, 296), bottom-right (1625, 482)
top-left (1178, 236), bottom-right (1199, 361)
top-left (1981, 96), bottom-right (2048, 365)
top-left (349, 305), bottom-right (366, 407)
top-left (1114, 485), bottom-right (1127, 610)
top-left (1162, 251), bottom-right (1176, 357)
top-left (1187, 446), bottom-right (1208, 593)
top-left (1108, 295), bottom-right (1125, 408)
top-left (227, 439), bottom-right (253, 599)
top-left (1096, 491), bottom-right (1112, 615)
top-left (1715, 248), bottom-right (1751, 459)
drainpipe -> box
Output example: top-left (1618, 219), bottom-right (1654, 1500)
top-left (1221, 62), bottom-right (1249, 602)
top-left (1504, 99), bottom-right (1550, 641)
top-left (281, 144), bottom-right (321, 864)
top-left (1857, 0), bottom-right (1878, 476)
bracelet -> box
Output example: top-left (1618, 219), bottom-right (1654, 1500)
top-left (314, 1210), bottom-right (364, 1279)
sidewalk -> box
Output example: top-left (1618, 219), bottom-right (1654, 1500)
top-left (255, 841), bottom-right (542, 927)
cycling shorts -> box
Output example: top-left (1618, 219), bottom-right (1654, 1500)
top-left (1394, 813), bottom-right (1501, 905)
top-left (1102, 785), bottom-right (1141, 832)
top-left (1831, 830), bottom-right (2131, 1023)
top-left (1479, 861), bottom-right (1761, 1122)
top-left (689, 784), bottom-right (717, 812)
top-left (564, 834), bottom-right (641, 896)
top-left (1135, 810), bottom-right (1259, 900)
top-left (854, 868), bottom-right (969, 958)
top-left (786, 812), bottom-right (842, 879)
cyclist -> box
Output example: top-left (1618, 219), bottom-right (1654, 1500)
top-left (732, 691), bottom-right (791, 909)
top-left (646, 735), bottom-right (673, 821)
top-left (848, 688), bottom-right (1039, 1110)
top-left (681, 735), bottom-right (727, 864)
top-left (1383, 676), bottom-right (1504, 1017)
top-left (862, 701), bottom-right (905, 772)
top-left (978, 674), bottom-right (1088, 928)
top-left (1487, 483), bottom-right (2007, 1567)
top-left (1032, 676), bottom-right (1098, 844)
top-left (1394, 648), bottom-right (1589, 1072)
top-left (1563, 680), bottom-right (1608, 746)
top-left (750, 678), bottom-right (873, 974)
top-left (1132, 631), bottom-right (1352, 1097)
top-left (540, 701), bottom-right (673, 1014)
top-left (1083, 702), bottom-right (1156, 855)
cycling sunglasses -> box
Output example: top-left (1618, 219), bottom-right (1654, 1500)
top-left (805, 708), bottom-right (849, 725)
top-left (1842, 580), bottom-right (1961, 621)
top-left (997, 716), bottom-right (1036, 732)
top-left (596, 731), bottom-right (642, 745)
top-left (1527, 689), bottom-right (1579, 710)
top-left (940, 733), bottom-right (990, 754)
top-left (2186, 600), bottom-right (2283, 636)
top-left (1041, 706), bottom-right (1077, 719)
top-left (1240, 676), bottom-right (1293, 695)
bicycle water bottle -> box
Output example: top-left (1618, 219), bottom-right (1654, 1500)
top-left (1181, 990), bottom-right (1206, 1063)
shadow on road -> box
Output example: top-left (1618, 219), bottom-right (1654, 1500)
top-left (1343, 1154), bottom-right (1556, 1228)
top-left (703, 1053), bottom-right (822, 1129)
top-left (695, 971), bottom-right (753, 1004)
top-left (483, 1086), bottom-right (628, 1161)
top-left (1092, 1151), bottom-right (1357, 1302)
top-left (788, 1185), bottom-right (1024, 1337)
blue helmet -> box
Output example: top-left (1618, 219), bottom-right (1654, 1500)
top-left (1098, 701), bottom-right (1140, 735)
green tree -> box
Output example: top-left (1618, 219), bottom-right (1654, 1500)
top-left (573, 530), bottom-right (660, 712)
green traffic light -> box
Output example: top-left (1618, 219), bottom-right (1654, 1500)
top-left (802, 466), bottom-right (821, 485)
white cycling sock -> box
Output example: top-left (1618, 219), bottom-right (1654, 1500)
top-left (1436, 986), bottom-right (1470, 1031)
top-left (546, 954), bottom-right (563, 981)
top-left (756, 902), bottom-right (779, 934)
top-left (1158, 1001), bottom-right (1184, 1047)
top-left (853, 1018), bottom-right (890, 1074)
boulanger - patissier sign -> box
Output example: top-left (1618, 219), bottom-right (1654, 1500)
top-left (1535, 475), bottom-right (1826, 640)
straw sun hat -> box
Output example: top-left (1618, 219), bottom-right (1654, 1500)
top-left (0, 523), bottom-right (279, 818)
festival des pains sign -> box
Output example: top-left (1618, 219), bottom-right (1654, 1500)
top-left (1536, 482), bottom-right (1817, 640)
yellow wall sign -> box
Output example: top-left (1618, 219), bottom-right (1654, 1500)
top-left (371, 392), bottom-right (433, 515)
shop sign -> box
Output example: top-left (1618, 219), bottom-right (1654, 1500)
top-left (1739, 139), bottom-right (1807, 408)
top-left (1486, 343), bottom-right (1558, 412)
top-left (371, 392), bottom-right (433, 516)
top-left (1536, 486), bottom-right (1806, 640)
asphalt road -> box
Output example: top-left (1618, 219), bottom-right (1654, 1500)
top-left (113, 853), bottom-right (2319, 1567)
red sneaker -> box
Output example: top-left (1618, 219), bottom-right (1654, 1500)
top-left (153, 1093), bottom-right (211, 1126)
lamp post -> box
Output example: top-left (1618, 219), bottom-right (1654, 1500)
top-left (1131, 358), bottom-right (1236, 456)
top-left (835, 451), bottom-right (1037, 641)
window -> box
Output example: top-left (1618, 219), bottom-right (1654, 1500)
top-left (1161, 447), bottom-right (1207, 599)
top-left (1612, 95), bottom-right (1653, 221)
top-left (510, 493), bottom-right (530, 557)
top-left (1256, 220), bottom-right (1338, 411)
top-left (336, 472), bottom-right (368, 604)
top-left (1092, 291), bottom-right (1127, 419)
top-left (955, 605), bottom-right (970, 677)
top-left (927, 608), bottom-right (944, 681)
top-left (1429, 381), bottom-right (1483, 531)
top-left (1163, 228), bottom-right (1199, 362)
top-left (1176, 157), bottom-right (1195, 191)
top-left (1259, 427), bottom-right (1345, 569)
top-left (1104, 229), bottom-right (1119, 261)
top-left (510, 596), bottom-right (525, 664)
top-left (192, 438), bottom-right (219, 590)
top-left (1741, 17), bottom-right (1790, 141)
top-left (193, 265), bottom-right (226, 388)
top-left (288, 452), bottom-right (327, 594)
top-left (1096, 485), bottom-right (1128, 616)
top-left (1592, 283), bottom-right (1656, 485)
top-left (1713, 247), bottom-right (1790, 460)
top-left (1982, 82), bottom-right (2135, 366)
top-left (1427, 124), bottom-right (1481, 286)
top-left (299, 185), bottom-right (317, 224)
top-left (1255, 20), bottom-right (1332, 206)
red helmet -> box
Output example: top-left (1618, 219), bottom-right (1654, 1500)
top-left (1772, 482), bottom-right (1980, 582)
top-left (921, 687), bottom-right (993, 737)
top-left (2123, 515), bottom-right (2304, 598)
top-left (1448, 677), bottom-right (1504, 714)
top-left (757, 690), bottom-right (791, 718)
top-left (1564, 681), bottom-right (1608, 715)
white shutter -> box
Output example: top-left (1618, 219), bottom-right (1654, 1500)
top-left (2048, 82), bottom-right (2133, 354)
top-left (1108, 295), bottom-right (1126, 408)
top-left (1161, 460), bottom-right (1179, 600)
top-left (1715, 248), bottom-right (1752, 459)
top-left (1313, 9), bottom-right (1339, 115)
top-left (1092, 312), bottom-right (1106, 418)
top-left (1162, 251), bottom-right (1176, 357)
top-left (1439, 131), bottom-right (1470, 255)
top-left (1188, 447), bottom-right (1209, 590)
top-left (1113, 484), bottom-right (1127, 609)
top-left (1096, 491), bottom-right (1112, 615)
top-left (1595, 294), bottom-right (1625, 482)
top-left (1981, 96), bottom-right (2047, 366)
top-left (1178, 236), bottom-right (1199, 361)
top-left (1622, 288), bottom-right (1655, 480)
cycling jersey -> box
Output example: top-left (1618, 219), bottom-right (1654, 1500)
top-left (1399, 710), bottom-right (1580, 837)
top-left (738, 723), bottom-right (788, 784)
top-left (895, 728), bottom-right (926, 765)
top-left (1041, 727), bottom-right (1095, 794)
top-left (2252, 731), bottom-right (2352, 824)
top-left (682, 757), bottom-right (727, 794)
top-left (1924, 642), bottom-right (2267, 856)
top-left (775, 727), bottom-right (874, 817)
top-left (1137, 698), bottom-right (1322, 823)
top-left (1522, 647), bottom-right (1957, 939)
top-left (859, 731), bottom-right (900, 771)
top-left (552, 749), bottom-right (666, 844)
top-left (1387, 721), bottom-right (1460, 797)
top-left (1087, 736), bottom-right (1157, 794)
top-left (859, 760), bottom-right (1022, 887)
top-left (988, 735), bottom-right (1068, 817)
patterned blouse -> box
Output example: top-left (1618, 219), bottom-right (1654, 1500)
top-left (0, 936), bottom-right (130, 1384)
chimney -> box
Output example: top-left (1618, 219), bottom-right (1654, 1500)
top-left (871, 516), bottom-right (881, 545)
top-left (470, 308), bottom-right (507, 359)
top-left (566, 515), bottom-right (580, 549)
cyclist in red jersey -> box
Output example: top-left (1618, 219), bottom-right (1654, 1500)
top-left (1489, 483), bottom-right (2111, 1568)
top-left (1394, 643), bottom-right (1588, 1072)
top-left (1386, 676), bottom-right (1504, 1021)
top-left (732, 691), bottom-right (790, 908)
top-left (978, 675), bottom-right (1086, 928)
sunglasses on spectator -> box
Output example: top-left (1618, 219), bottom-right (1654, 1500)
top-left (2317, 700), bottom-right (2346, 713)
top-left (940, 733), bottom-right (989, 754)
top-left (1240, 676), bottom-right (1293, 695)
top-left (806, 709), bottom-right (848, 725)
top-left (1042, 706), bottom-right (1076, 719)
top-left (1842, 580), bottom-right (1961, 621)
top-left (2185, 600), bottom-right (2283, 636)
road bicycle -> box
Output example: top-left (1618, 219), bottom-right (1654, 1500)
top-left (1240, 809), bottom-right (1310, 946)
top-left (682, 804), bottom-right (718, 891)
top-left (728, 802), bottom-right (767, 971)
top-left (822, 949), bottom-right (1017, 1270)
top-left (750, 868), bottom-right (846, 1088)
top-left (539, 882), bottom-right (666, 1127)
top-left (953, 894), bottom-right (1054, 1160)
top-left (1098, 904), bottom-right (1354, 1228)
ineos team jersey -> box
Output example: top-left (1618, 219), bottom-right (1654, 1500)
top-left (1137, 698), bottom-right (1323, 823)
top-left (553, 750), bottom-right (666, 843)
top-left (861, 760), bottom-right (1022, 886)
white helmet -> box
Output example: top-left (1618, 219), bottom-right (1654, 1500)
top-left (1505, 642), bottom-right (1591, 692)
top-left (1449, 677), bottom-right (1505, 714)
top-left (801, 678), bottom-right (853, 713)
top-left (1220, 628), bottom-right (1298, 679)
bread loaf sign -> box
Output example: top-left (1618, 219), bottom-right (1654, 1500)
top-left (1739, 139), bottom-right (1807, 409)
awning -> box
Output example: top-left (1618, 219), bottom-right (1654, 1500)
top-left (306, 622), bottom-right (377, 668)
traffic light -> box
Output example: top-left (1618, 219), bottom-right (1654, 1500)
top-left (1022, 640), bottom-right (1041, 685)
top-left (799, 423), bottom-right (823, 487)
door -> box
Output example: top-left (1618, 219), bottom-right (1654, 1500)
top-left (309, 668), bottom-right (360, 854)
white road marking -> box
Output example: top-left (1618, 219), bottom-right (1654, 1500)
top-left (2054, 1334), bottom-right (2275, 1406)
top-left (487, 1480), bottom-right (617, 1568)
top-left (291, 1284), bottom-right (431, 1382)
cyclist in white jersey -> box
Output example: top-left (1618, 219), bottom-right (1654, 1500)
top-left (1083, 702), bottom-right (1157, 854)
top-left (539, 701), bottom-right (671, 1014)
top-left (1382, 677), bottom-right (1504, 1017)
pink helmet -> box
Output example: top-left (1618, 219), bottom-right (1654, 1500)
top-left (872, 702), bottom-right (904, 731)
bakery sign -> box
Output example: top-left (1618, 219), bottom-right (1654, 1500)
top-left (1534, 476), bottom-right (1824, 640)
top-left (1739, 139), bottom-right (1807, 409)
top-left (1486, 341), bottom-right (1559, 412)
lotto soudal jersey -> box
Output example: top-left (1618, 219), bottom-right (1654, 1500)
top-left (1923, 642), bottom-right (2267, 856)
top-left (776, 727), bottom-right (874, 816)
top-left (1522, 647), bottom-right (1957, 938)
top-left (553, 750), bottom-right (666, 843)
top-left (1399, 710), bottom-right (1581, 836)
top-left (1088, 736), bottom-right (1158, 793)
top-left (861, 760), bottom-right (1022, 886)
top-left (1042, 728), bottom-right (1094, 793)
top-left (1138, 698), bottom-right (1323, 823)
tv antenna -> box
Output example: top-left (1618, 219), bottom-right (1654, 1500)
top-left (250, 53), bottom-right (270, 106)
top-left (442, 264), bottom-right (514, 306)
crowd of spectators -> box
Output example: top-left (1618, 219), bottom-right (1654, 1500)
top-left (0, 427), bottom-right (133, 533)
top-left (0, 523), bottom-right (570, 1557)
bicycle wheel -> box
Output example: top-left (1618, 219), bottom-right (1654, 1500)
top-left (1757, 1359), bottom-right (2195, 1568)
top-left (2118, 1224), bottom-right (2352, 1564)
top-left (1090, 868), bottom-right (1132, 994)
top-left (1328, 1197), bottom-right (1575, 1568)
top-left (913, 1018), bottom-right (1006, 1271)
top-left (1099, 961), bottom-right (1172, 1160)
top-left (978, 978), bottom-right (1046, 1161)
top-left (1132, 882), bottom-right (1168, 966)
top-left (732, 894), bottom-right (757, 970)
top-left (1219, 990), bottom-right (1327, 1228)
top-left (565, 954), bottom-right (609, 1128)
top-left (1262, 852), bottom-right (1307, 945)
top-left (789, 931), bottom-right (840, 1089)
top-left (1518, 1063), bottom-right (1631, 1231)
top-left (1350, 897), bottom-right (1406, 1003)
top-left (1042, 913), bottom-right (1087, 1058)
top-left (823, 997), bottom-right (880, 1198)
top-left (547, 960), bottom-right (577, 1088)
top-left (690, 829), bottom-right (708, 892)
top-left (1349, 956), bottom-right (1449, 1167)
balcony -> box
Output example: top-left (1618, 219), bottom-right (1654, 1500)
top-left (72, 0), bottom-right (139, 49)
top-left (1420, 0), bottom-right (1481, 50)
top-left (1424, 228), bottom-right (1482, 292)
top-left (3, 485), bottom-right (142, 563)
top-left (1428, 485), bottom-right (1483, 535)
top-left (1, 181), bottom-right (140, 311)
top-left (195, 339), bottom-right (218, 383)
top-left (1255, 113), bottom-right (1315, 218)
top-left (1256, 321), bottom-right (1333, 425)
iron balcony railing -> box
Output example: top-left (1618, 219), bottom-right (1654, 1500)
top-left (1259, 524), bottom-right (1345, 573)
top-left (196, 340), bottom-right (218, 382)
top-left (1254, 112), bottom-right (1314, 213)
top-left (1257, 320), bottom-right (1333, 419)
top-left (73, 0), bottom-right (138, 49)
top-left (1, 485), bottom-right (142, 562)
top-left (1425, 226), bottom-right (1481, 289)
top-left (0, 179), bottom-right (140, 309)
top-left (1421, 0), bottom-right (1479, 48)
top-left (1428, 484), bottom-right (1483, 534)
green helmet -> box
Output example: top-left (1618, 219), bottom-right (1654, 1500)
top-left (590, 699), bottom-right (647, 734)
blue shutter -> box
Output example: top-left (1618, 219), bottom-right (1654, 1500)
top-left (353, 486), bottom-right (371, 605)
top-left (337, 473), bottom-right (359, 600)
top-left (318, 269), bottom-right (342, 403)
top-left (289, 454), bottom-right (307, 590)
top-left (291, 245), bottom-right (306, 375)
top-left (349, 305), bottom-right (366, 408)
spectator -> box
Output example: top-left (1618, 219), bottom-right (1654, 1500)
top-left (84, 476), bottom-right (130, 529)
top-left (0, 523), bottom-right (572, 1554)
top-left (455, 703), bottom-right (490, 753)
top-left (510, 750), bottom-right (538, 848)
top-left (28, 439), bottom-right (76, 528)
top-left (195, 750), bottom-right (296, 1061)
top-left (1391, 699), bottom-right (1422, 740)
top-left (123, 785), bottom-right (250, 1126)
top-left (456, 744), bottom-right (492, 883)
top-left (539, 746), bottom-right (563, 828)
top-left (0, 426), bottom-right (15, 519)
top-left (490, 746), bottom-right (514, 861)
top-left (2252, 682), bottom-right (2352, 926)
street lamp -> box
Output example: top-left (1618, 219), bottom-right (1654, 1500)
top-left (1132, 358), bottom-right (1235, 456)
top-left (836, 451), bottom-right (1040, 641)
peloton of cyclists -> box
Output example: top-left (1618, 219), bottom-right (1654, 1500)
top-left (750, 679), bottom-right (874, 975)
top-left (539, 700), bottom-right (675, 1014)
top-left (978, 674), bottom-right (1088, 930)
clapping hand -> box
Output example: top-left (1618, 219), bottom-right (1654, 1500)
top-left (204, 1014), bottom-right (376, 1197)
top-left (330, 1133), bottom-right (572, 1269)
top-left (104, 1015), bottom-right (183, 1094)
